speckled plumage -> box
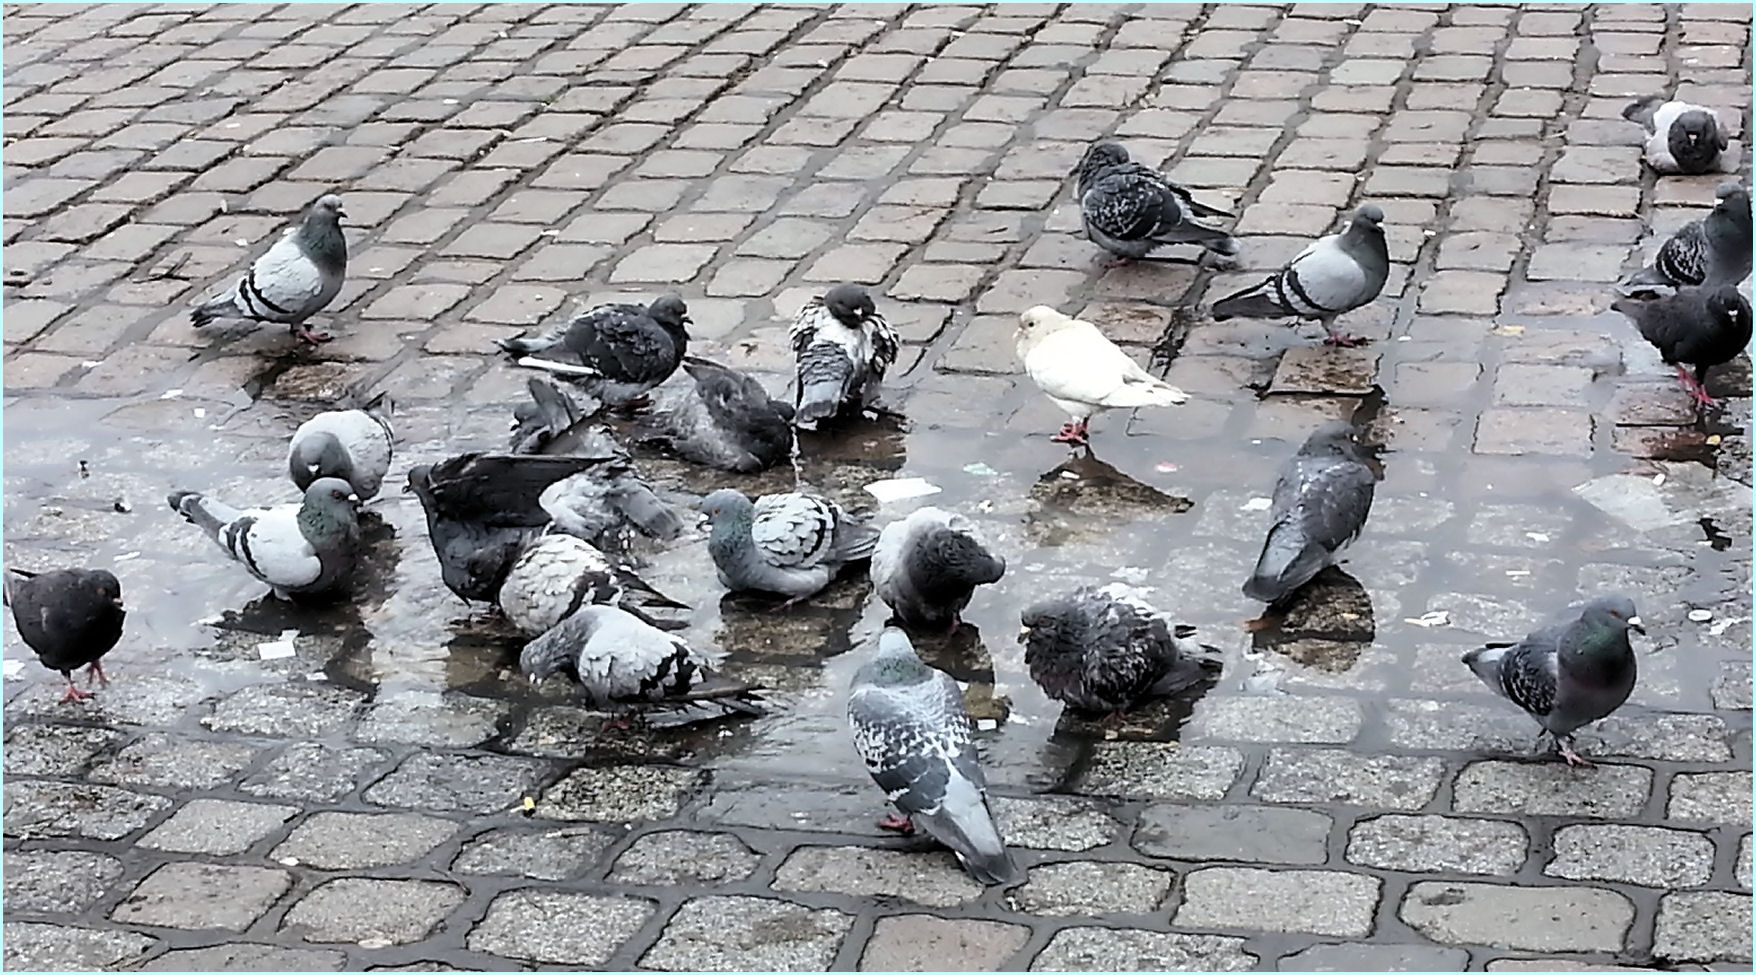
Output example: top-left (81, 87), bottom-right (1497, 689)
top-left (190, 194), bottom-right (347, 344)
top-left (631, 357), bottom-right (796, 474)
top-left (700, 488), bottom-right (879, 601)
top-left (497, 296), bottom-right (691, 406)
top-left (1621, 183), bottom-right (1752, 294)
top-left (870, 507), bottom-right (1006, 631)
top-left (520, 604), bottom-right (761, 717)
top-left (1074, 141), bottom-right (1238, 262)
top-left (498, 534), bottom-right (686, 637)
top-left (1021, 583), bottom-right (1219, 714)
top-left (789, 284), bottom-right (900, 429)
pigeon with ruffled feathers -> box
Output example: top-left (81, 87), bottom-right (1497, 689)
top-left (1243, 422), bottom-right (1378, 606)
top-left (1211, 204), bottom-right (1390, 348)
top-left (5, 567), bottom-right (125, 704)
top-left (169, 478), bottom-right (361, 601)
top-left (1075, 141), bottom-right (1239, 268)
top-left (699, 488), bottom-right (879, 604)
top-left (499, 534), bottom-right (687, 637)
top-left (288, 395), bottom-right (394, 501)
top-left (496, 296), bottom-right (691, 408)
top-left (521, 604), bottom-right (763, 719)
top-left (870, 507), bottom-right (1006, 633)
top-left (1624, 95), bottom-right (1730, 176)
top-left (1612, 284), bottom-right (1753, 408)
top-left (1619, 182), bottom-right (1752, 295)
top-left (1020, 583), bottom-right (1221, 716)
top-left (630, 357), bottom-right (796, 474)
top-left (190, 194), bottom-right (347, 345)
top-left (1016, 305), bottom-right (1188, 448)
top-left (789, 284), bottom-right (901, 430)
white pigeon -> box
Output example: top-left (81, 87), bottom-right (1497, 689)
top-left (287, 400), bottom-right (394, 500)
top-left (1015, 305), bottom-right (1188, 447)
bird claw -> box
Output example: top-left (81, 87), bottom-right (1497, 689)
top-left (1100, 257), bottom-right (1132, 269)
top-left (293, 328), bottom-right (334, 345)
top-left (60, 682), bottom-right (95, 704)
top-left (85, 662), bottom-right (109, 687)
top-left (876, 813), bottom-right (915, 835)
top-left (1050, 421), bottom-right (1090, 447)
top-left (1557, 738), bottom-right (1596, 769)
top-left (1321, 333), bottom-right (1367, 348)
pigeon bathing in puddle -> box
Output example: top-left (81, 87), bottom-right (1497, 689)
top-left (190, 194), bottom-right (347, 345)
top-left (1462, 596), bottom-right (1645, 768)
top-left (789, 284), bottom-right (901, 430)
top-left (699, 488), bottom-right (880, 605)
top-left (848, 627), bottom-right (1018, 886)
top-left (629, 357), bottom-right (797, 474)
top-left (496, 296), bottom-right (691, 409)
top-left (287, 396), bottom-right (395, 501)
top-left (169, 478), bottom-right (361, 601)
top-left (499, 533), bottom-right (687, 637)
top-left (1015, 304), bottom-right (1188, 448)
top-left (1074, 141), bottom-right (1239, 268)
top-left (1243, 422), bottom-right (1378, 608)
top-left (1210, 204), bottom-right (1390, 348)
top-left (1624, 94), bottom-right (1731, 176)
top-left (1611, 284), bottom-right (1753, 408)
top-left (1618, 182), bottom-right (1752, 295)
top-left (4, 567), bottom-right (125, 703)
top-left (1020, 583), bottom-right (1221, 718)
top-left (870, 506), bottom-right (1006, 634)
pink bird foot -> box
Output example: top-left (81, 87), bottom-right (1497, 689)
top-left (1322, 332), bottom-right (1366, 348)
top-left (1050, 420), bottom-right (1090, 447)
top-left (293, 327), bottom-right (334, 345)
top-left (1676, 367), bottom-right (1718, 407)
top-left (1557, 738), bottom-right (1596, 769)
top-left (85, 661), bottom-right (109, 687)
top-left (59, 679), bottom-right (94, 704)
top-left (877, 813), bottom-right (915, 834)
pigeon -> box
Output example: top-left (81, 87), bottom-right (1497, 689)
top-left (1611, 284), bottom-right (1753, 407)
top-left (1624, 95), bottom-right (1730, 176)
top-left (190, 194), bottom-right (347, 345)
top-left (4, 567), bottom-right (125, 703)
top-left (168, 477), bottom-right (361, 601)
top-left (870, 507), bottom-right (1006, 633)
top-left (521, 604), bottom-right (762, 720)
top-left (1074, 141), bottom-right (1239, 268)
top-left (1619, 183), bottom-right (1752, 295)
top-left (495, 296), bottom-right (691, 408)
top-left (1461, 596), bottom-right (1645, 768)
top-left (1210, 204), bottom-right (1390, 348)
top-left (847, 626), bottom-right (1018, 886)
top-left (287, 398), bottom-right (395, 501)
top-left (499, 533), bottom-right (688, 637)
top-left (629, 357), bottom-right (796, 474)
top-left (1020, 583), bottom-right (1222, 716)
top-left (789, 284), bottom-right (901, 430)
top-left (1015, 305), bottom-right (1188, 448)
top-left (699, 488), bottom-right (880, 604)
top-left (1243, 422), bottom-right (1378, 606)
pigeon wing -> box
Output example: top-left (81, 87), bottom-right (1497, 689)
top-left (236, 233), bottom-right (329, 323)
top-left (750, 494), bottom-right (836, 570)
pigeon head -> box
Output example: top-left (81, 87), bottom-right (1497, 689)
top-left (920, 527), bottom-right (1007, 589)
top-left (298, 477), bottom-right (361, 537)
top-left (648, 295), bottom-right (692, 335)
top-left (290, 431), bottom-right (350, 492)
top-left (404, 465), bottom-right (433, 499)
top-left (697, 488), bottom-right (755, 525)
top-left (1299, 421), bottom-right (1369, 460)
top-left (1710, 184), bottom-right (1752, 233)
top-left (310, 194), bottom-right (347, 221)
top-left (1708, 285), bottom-right (1751, 326)
top-left (520, 624), bottom-right (587, 684)
top-left (1075, 141), bottom-right (1131, 190)
top-left (1578, 596), bottom-right (1645, 637)
top-left (1015, 305), bottom-right (1071, 355)
top-left (1351, 205), bottom-right (1386, 231)
top-left (823, 284), bottom-right (875, 326)
top-left (1674, 109), bottom-right (1720, 147)
top-left (79, 569), bottom-right (125, 610)
top-left (298, 195), bottom-right (348, 269)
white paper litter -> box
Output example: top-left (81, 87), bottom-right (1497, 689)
top-left (1405, 610), bottom-right (1450, 628)
top-left (257, 629), bottom-right (300, 660)
top-left (1687, 609), bottom-right (1714, 623)
top-left (863, 477), bottom-right (941, 503)
top-left (3, 659), bottom-right (23, 678)
top-left (159, 388), bottom-right (183, 400)
top-left (976, 719), bottom-right (998, 731)
top-left (113, 551), bottom-right (140, 561)
top-left (1242, 497), bottom-right (1272, 511)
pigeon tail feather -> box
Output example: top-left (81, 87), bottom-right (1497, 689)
top-left (1146, 640), bottom-right (1224, 697)
top-left (1243, 523), bottom-right (1329, 604)
top-left (1622, 94), bottom-right (1665, 128)
top-left (918, 806), bottom-right (1018, 886)
top-left (795, 344), bottom-right (855, 426)
top-left (190, 295), bottom-right (235, 328)
top-left (167, 490), bottom-right (237, 544)
top-left (495, 327), bottom-right (566, 358)
top-left (610, 482), bottom-right (687, 541)
top-left (1211, 284), bottom-right (1287, 321)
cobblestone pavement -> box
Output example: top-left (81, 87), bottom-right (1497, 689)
top-left (3, 2), bottom-right (1753, 972)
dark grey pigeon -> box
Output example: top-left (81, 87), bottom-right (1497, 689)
top-left (169, 477), bottom-right (361, 601)
top-left (870, 506), bottom-right (1006, 633)
top-left (848, 627), bottom-right (1018, 886)
top-left (1624, 95), bottom-right (1730, 176)
top-left (1211, 204), bottom-right (1390, 348)
top-left (1020, 583), bottom-right (1221, 716)
top-left (287, 394), bottom-right (395, 501)
top-left (1243, 422), bottom-right (1377, 606)
top-left (630, 357), bottom-right (796, 474)
top-left (521, 605), bottom-right (763, 722)
top-left (1619, 183), bottom-right (1752, 294)
top-left (700, 488), bottom-right (879, 605)
top-left (1462, 596), bottom-right (1644, 768)
top-left (789, 284), bottom-right (901, 430)
top-left (191, 194), bottom-right (347, 345)
top-left (1074, 141), bottom-right (1239, 268)
top-left (1612, 284), bottom-right (1753, 407)
top-left (499, 534), bottom-right (688, 637)
top-left (4, 567), bottom-right (125, 704)
top-left (496, 296), bottom-right (691, 408)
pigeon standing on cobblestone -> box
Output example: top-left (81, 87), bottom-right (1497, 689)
top-left (1624, 94), bottom-right (1731, 176)
top-left (1243, 423), bottom-right (1377, 606)
top-left (169, 478), bottom-right (361, 601)
top-left (1462, 596), bottom-right (1645, 768)
top-left (699, 488), bottom-right (880, 605)
top-left (848, 627), bottom-right (1018, 886)
top-left (1612, 284), bottom-right (1754, 407)
top-left (190, 194), bottom-right (347, 345)
top-left (631, 357), bottom-right (796, 474)
top-left (1619, 183), bottom-right (1753, 294)
top-left (1074, 141), bottom-right (1239, 268)
top-left (496, 296), bottom-right (692, 409)
top-left (789, 285), bottom-right (901, 430)
top-left (1020, 583), bottom-right (1220, 717)
top-left (1211, 205), bottom-right (1390, 348)
top-left (1016, 305), bottom-right (1188, 448)
top-left (499, 534), bottom-right (687, 637)
top-left (4, 567), bottom-right (125, 703)
top-left (288, 398), bottom-right (395, 501)
top-left (870, 507), bottom-right (1006, 633)
top-left (521, 604), bottom-right (762, 719)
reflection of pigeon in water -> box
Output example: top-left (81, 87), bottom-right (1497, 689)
top-left (1611, 284), bottom-right (1753, 407)
top-left (1243, 422), bottom-right (1377, 607)
top-left (1016, 305), bottom-right (1188, 448)
top-left (287, 396), bottom-right (395, 501)
top-left (790, 284), bottom-right (900, 430)
top-left (870, 507), bottom-right (1006, 633)
top-left (521, 605), bottom-right (762, 720)
top-left (496, 296), bottom-right (691, 408)
top-left (1623, 94), bottom-right (1730, 176)
top-left (699, 488), bottom-right (880, 605)
top-left (1211, 204), bottom-right (1390, 348)
top-left (630, 357), bottom-right (796, 474)
top-left (169, 478), bottom-right (361, 601)
top-left (1074, 141), bottom-right (1238, 268)
top-left (848, 627), bottom-right (1018, 886)
top-left (1462, 596), bottom-right (1644, 768)
top-left (1619, 183), bottom-right (1752, 294)
top-left (1020, 583), bottom-right (1220, 716)
top-left (5, 567), bottom-right (125, 703)
top-left (190, 194), bottom-right (347, 345)
top-left (499, 534), bottom-right (686, 636)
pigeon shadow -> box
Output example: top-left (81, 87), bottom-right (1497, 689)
top-left (1248, 565), bottom-right (1377, 674)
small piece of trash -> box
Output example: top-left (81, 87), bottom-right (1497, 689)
top-left (357, 938), bottom-right (392, 950)
top-left (1709, 617), bottom-right (1742, 636)
top-left (80, 360), bottom-right (101, 368)
top-left (159, 388), bottom-right (183, 400)
top-left (113, 551), bottom-right (140, 561)
top-left (1687, 609), bottom-right (1714, 623)
top-left (963, 462), bottom-right (998, 477)
top-left (522, 796), bottom-right (537, 815)
top-left (1059, 470), bottom-right (1080, 480)
top-left (1506, 569), bottom-right (1530, 577)
top-left (277, 856), bottom-right (299, 866)
top-left (1241, 497), bottom-right (1272, 511)
top-left (864, 477), bottom-right (941, 503)
top-left (1707, 434), bottom-right (1723, 445)
top-left (1493, 325), bottom-right (1525, 336)
top-left (257, 629), bottom-right (299, 660)
top-left (192, 407), bottom-right (206, 419)
top-left (976, 718), bottom-right (998, 731)
top-left (1525, 532), bottom-right (1549, 542)
top-left (1155, 462), bottom-right (1179, 473)
top-left (1406, 610), bottom-right (1451, 628)
top-left (2, 659), bottom-right (23, 679)
top-left (196, 615), bottom-right (225, 627)
top-left (976, 499), bottom-right (994, 513)
top-left (1651, 473), bottom-right (1666, 487)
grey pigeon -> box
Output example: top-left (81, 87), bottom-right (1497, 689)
top-left (1461, 595), bottom-right (1644, 768)
top-left (4, 567), bottom-right (124, 703)
top-left (521, 604), bottom-right (762, 720)
top-left (630, 357), bottom-right (796, 474)
top-left (1075, 141), bottom-right (1239, 268)
top-left (496, 296), bottom-right (691, 408)
top-left (699, 488), bottom-right (880, 604)
top-left (1243, 422), bottom-right (1377, 606)
top-left (870, 507), bottom-right (1006, 633)
top-left (1624, 95), bottom-right (1730, 176)
top-left (1619, 182), bottom-right (1752, 294)
top-left (1020, 583), bottom-right (1221, 716)
top-left (1211, 204), bottom-right (1390, 348)
top-left (848, 626), bottom-right (1018, 886)
top-left (1016, 305), bottom-right (1188, 448)
top-left (190, 194), bottom-right (347, 345)
top-left (499, 533), bottom-right (687, 637)
top-left (288, 396), bottom-right (395, 501)
top-left (169, 477), bottom-right (361, 601)
top-left (1612, 284), bottom-right (1754, 408)
top-left (789, 284), bottom-right (901, 430)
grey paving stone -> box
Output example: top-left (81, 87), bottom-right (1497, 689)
top-left (364, 752), bottom-right (549, 815)
top-left (991, 795), bottom-right (1120, 851)
top-left (281, 878), bottom-right (464, 946)
top-left (1074, 742), bottom-right (1244, 800)
top-left (1546, 824), bottom-right (1716, 888)
top-left (467, 889), bottom-right (656, 965)
top-left (1176, 867), bottom-right (1381, 937)
top-left (640, 895), bottom-right (853, 972)
top-left (1482, 961), bottom-right (1657, 972)
top-left (1347, 814), bottom-right (1529, 876)
top-left (1134, 802), bottom-right (1332, 865)
top-left (610, 829), bottom-right (761, 886)
top-left (1591, 713), bottom-right (1733, 762)
top-left (203, 681), bottom-right (366, 736)
top-left (696, 777), bottom-right (881, 833)
top-left (1667, 772), bottom-right (1753, 826)
top-left (111, 863), bottom-right (291, 932)
top-left (238, 741), bottom-right (387, 803)
top-left (2, 922), bottom-right (155, 971)
top-left (1189, 693), bottom-right (1364, 743)
top-left (773, 844), bottom-right (983, 907)
top-left (353, 692), bottom-right (511, 748)
top-left (1279, 942), bottom-right (1471, 971)
top-left (1251, 748), bottom-right (1446, 810)
top-left (2, 723), bottom-right (122, 776)
top-left (455, 826), bottom-right (616, 881)
top-left (137, 944), bottom-right (350, 972)
top-left (1739, 835), bottom-right (1752, 892)
top-left (139, 798), bottom-right (298, 855)
top-left (272, 811), bottom-right (459, 870)
top-left (534, 764), bottom-right (706, 822)
top-left (1030, 927), bottom-right (1257, 972)
top-left (3, 780), bottom-right (172, 840)
top-left (3, 850), bottom-right (126, 913)
top-left (1453, 760), bottom-right (1652, 818)
top-left (86, 732), bottom-right (262, 790)
top-left (1399, 881), bottom-right (1634, 952)
top-left (1710, 660), bottom-right (1751, 710)
top-left (1653, 892), bottom-right (1753, 964)
top-left (860, 915), bottom-right (1030, 972)
top-left (1011, 860), bottom-right (1175, 917)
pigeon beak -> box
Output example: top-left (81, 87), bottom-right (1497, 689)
top-left (307, 463), bottom-right (322, 475)
top-left (346, 493), bottom-right (360, 504)
top-left (401, 483), bottom-right (413, 495)
top-left (112, 598), bottom-right (126, 610)
top-left (1627, 616), bottom-right (1646, 635)
top-left (1016, 626), bottom-right (1029, 644)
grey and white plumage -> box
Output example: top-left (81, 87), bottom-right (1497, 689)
top-left (848, 627), bottom-right (1018, 886)
top-left (1074, 141), bottom-right (1238, 265)
top-left (1243, 422), bottom-right (1377, 605)
top-left (4, 567), bottom-right (125, 703)
top-left (496, 296), bottom-right (691, 407)
top-left (789, 284), bottom-right (901, 430)
top-left (168, 477), bottom-right (361, 601)
top-left (1611, 284), bottom-right (1754, 407)
top-left (1623, 95), bottom-right (1730, 176)
top-left (1020, 583), bottom-right (1220, 715)
top-left (699, 488), bottom-right (880, 603)
top-left (499, 533), bottom-right (687, 637)
top-left (1210, 204), bottom-right (1390, 347)
top-left (520, 604), bottom-right (762, 716)
top-left (630, 357), bottom-right (796, 474)
top-left (190, 194), bottom-right (347, 345)
top-left (1619, 182), bottom-right (1752, 294)
top-left (1461, 595), bottom-right (1645, 767)
top-left (288, 400), bottom-right (394, 501)
top-left (870, 507), bottom-right (1006, 633)
top-left (1015, 305), bottom-right (1188, 447)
